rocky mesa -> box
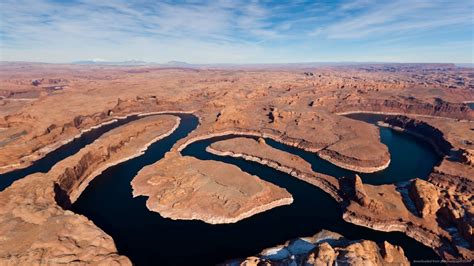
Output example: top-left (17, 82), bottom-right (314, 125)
top-left (131, 152), bottom-right (293, 224)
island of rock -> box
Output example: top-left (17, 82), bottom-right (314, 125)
top-left (131, 153), bottom-right (293, 224)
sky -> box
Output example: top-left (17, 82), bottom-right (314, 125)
top-left (1, 0), bottom-right (473, 64)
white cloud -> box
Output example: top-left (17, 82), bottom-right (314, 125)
top-left (322, 0), bottom-right (473, 39)
top-left (0, 0), bottom-right (472, 63)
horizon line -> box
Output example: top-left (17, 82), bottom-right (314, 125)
top-left (1, 60), bottom-right (473, 66)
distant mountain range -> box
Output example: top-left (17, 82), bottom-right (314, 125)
top-left (164, 61), bottom-right (192, 66)
top-left (69, 60), bottom-right (471, 69)
top-left (455, 63), bottom-right (474, 68)
top-left (72, 59), bottom-right (149, 65)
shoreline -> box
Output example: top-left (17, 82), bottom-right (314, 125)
top-left (176, 130), bottom-right (319, 153)
top-left (207, 140), bottom-right (448, 259)
top-left (0, 110), bottom-right (194, 175)
top-left (377, 121), bottom-right (446, 157)
top-left (206, 146), bottom-right (343, 202)
top-left (68, 117), bottom-right (181, 203)
top-left (342, 210), bottom-right (444, 254)
top-left (0, 118), bottom-right (119, 175)
top-left (336, 110), bottom-right (472, 122)
top-left (177, 130), bottom-right (390, 173)
top-left (317, 151), bottom-right (390, 173)
top-left (147, 196), bottom-right (294, 225)
top-left (1, 109), bottom-right (454, 259)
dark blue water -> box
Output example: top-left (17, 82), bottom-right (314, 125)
top-left (467, 102), bottom-right (474, 110)
top-left (70, 113), bottom-right (440, 265)
top-left (0, 115), bottom-right (144, 191)
top-left (267, 113), bottom-right (441, 184)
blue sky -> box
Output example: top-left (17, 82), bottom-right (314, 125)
top-left (1, 0), bottom-right (473, 63)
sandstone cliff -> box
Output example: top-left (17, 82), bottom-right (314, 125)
top-left (409, 179), bottom-right (440, 218)
top-left (0, 115), bottom-right (179, 264)
top-left (335, 96), bottom-right (473, 120)
top-left (232, 230), bottom-right (409, 266)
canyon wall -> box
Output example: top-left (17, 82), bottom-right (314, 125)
top-left (0, 115), bottom-right (179, 264)
top-left (335, 97), bottom-right (473, 120)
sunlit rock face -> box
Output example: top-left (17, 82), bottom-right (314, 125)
top-left (231, 230), bottom-right (410, 266)
top-left (131, 153), bottom-right (293, 224)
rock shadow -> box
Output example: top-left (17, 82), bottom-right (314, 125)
top-left (54, 182), bottom-right (72, 210)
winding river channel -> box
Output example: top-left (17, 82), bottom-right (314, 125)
top-left (0, 114), bottom-right (146, 191)
top-left (1, 112), bottom-right (441, 265)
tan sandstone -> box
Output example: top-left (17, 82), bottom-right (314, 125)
top-left (131, 153), bottom-right (293, 224)
top-left (0, 115), bottom-right (179, 264)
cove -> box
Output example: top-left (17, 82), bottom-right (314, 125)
top-left (265, 112), bottom-right (442, 185)
top-left (72, 113), bottom-right (440, 265)
top-left (0, 114), bottom-right (147, 191)
top-left (345, 113), bottom-right (442, 183)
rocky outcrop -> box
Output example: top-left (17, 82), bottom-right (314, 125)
top-left (352, 174), bottom-right (368, 204)
top-left (230, 230), bottom-right (409, 266)
top-left (383, 115), bottom-right (453, 156)
top-left (184, 105), bottom-right (392, 173)
top-left (56, 115), bottom-right (180, 203)
top-left (383, 115), bottom-right (474, 255)
top-left (205, 129), bottom-right (472, 261)
top-left (207, 137), bottom-right (343, 202)
top-left (2, 63), bottom-right (474, 264)
top-left (342, 176), bottom-right (474, 261)
top-left (335, 96), bottom-right (474, 120)
top-left (317, 148), bottom-right (390, 173)
top-left (350, 175), bottom-right (385, 214)
top-left (0, 174), bottom-right (131, 265)
top-left (0, 115), bottom-right (180, 264)
top-left (340, 177), bottom-right (461, 260)
top-left (429, 160), bottom-right (474, 252)
top-left (207, 136), bottom-right (464, 259)
top-left (0, 97), bottom-right (191, 175)
top-left (306, 242), bottom-right (336, 265)
top-left (131, 153), bottom-right (293, 224)
top-left (409, 179), bottom-right (440, 218)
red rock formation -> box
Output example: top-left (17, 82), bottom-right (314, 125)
top-left (232, 230), bottom-right (409, 266)
top-left (131, 153), bottom-right (293, 224)
top-left (409, 179), bottom-right (441, 218)
top-left (0, 115), bottom-right (179, 264)
top-left (410, 179), bottom-right (439, 217)
top-left (335, 96), bottom-right (473, 120)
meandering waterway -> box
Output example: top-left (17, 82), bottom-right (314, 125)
top-left (69, 113), bottom-right (440, 265)
top-left (0, 111), bottom-right (443, 265)
top-left (0, 114), bottom-right (146, 191)
top-left (284, 112), bottom-right (441, 185)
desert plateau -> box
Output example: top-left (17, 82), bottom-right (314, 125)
top-left (0, 62), bottom-right (473, 265)
top-left (1, 0), bottom-right (473, 265)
